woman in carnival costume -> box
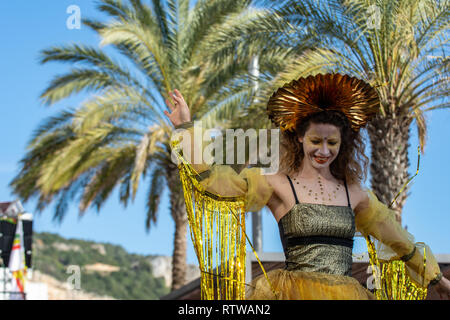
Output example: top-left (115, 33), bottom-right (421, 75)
top-left (164, 73), bottom-right (450, 300)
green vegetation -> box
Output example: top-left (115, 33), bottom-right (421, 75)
top-left (33, 232), bottom-right (169, 300)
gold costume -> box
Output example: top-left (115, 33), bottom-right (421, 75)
top-left (171, 73), bottom-right (442, 300)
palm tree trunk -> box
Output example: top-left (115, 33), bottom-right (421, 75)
top-left (252, 211), bottom-right (263, 253)
top-left (167, 166), bottom-right (188, 291)
top-left (171, 201), bottom-right (187, 291)
top-left (367, 110), bottom-right (412, 223)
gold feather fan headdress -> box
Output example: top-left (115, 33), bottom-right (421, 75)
top-left (267, 73), bottom-right (381, 132)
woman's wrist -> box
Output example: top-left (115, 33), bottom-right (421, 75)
top-left (400, 245), bottom-right (416, 262)
top-left (430, 272), bottom-right (443, 286)
top-left (174, 121), bottom-right (194, 130)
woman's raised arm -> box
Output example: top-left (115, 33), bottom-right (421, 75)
top-left (164, 89), bottom-right (273, 212)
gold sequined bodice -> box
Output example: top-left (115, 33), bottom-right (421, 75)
top-left (279, 176), bottom-right (355, 276)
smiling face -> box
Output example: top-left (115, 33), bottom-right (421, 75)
top-left (298, 123), bottom-right (341, 170)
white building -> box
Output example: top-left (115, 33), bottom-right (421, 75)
top-left (0, 200), bottom-right (47, 300)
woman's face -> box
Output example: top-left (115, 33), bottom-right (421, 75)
top-left (298, 123), bottom-right (341, 169)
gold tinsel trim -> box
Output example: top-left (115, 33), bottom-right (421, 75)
top-left (366, 236), bottom-right (428, 300)
top-left (172, 139), bottom-right (276, 300)
top-left (365, 146), bottom-right (427, 300)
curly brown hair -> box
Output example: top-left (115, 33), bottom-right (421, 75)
top-left (279, 110), bottom-right (369, 185)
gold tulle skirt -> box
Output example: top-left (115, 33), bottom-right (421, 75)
top-left (246, 269), bottom-right (376, 300)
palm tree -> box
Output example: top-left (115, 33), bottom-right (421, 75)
top-left (272, 0), bottom-right (449, 221)
top-left (10, 0), bottom-right (301, 291)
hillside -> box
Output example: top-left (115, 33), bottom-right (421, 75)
top-left (28, 270), bottom-right (116, 300)
top-left (31, 232), bottom-right (178, 300)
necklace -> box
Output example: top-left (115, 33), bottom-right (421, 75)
top-left (292, 175), bottom-right (340, 202)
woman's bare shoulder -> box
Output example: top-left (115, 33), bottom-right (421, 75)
top-left (263, 171), bottom-right (291, 202)
top-left (264, 172), bottom-right (290, 221)
top-left (347, 182), bottom-right (369, 213)
top-left (264, 171), bottom-right (288, 188)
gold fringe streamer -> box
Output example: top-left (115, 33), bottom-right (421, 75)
top-left (179, 160), bottom-right (246, 299)
top-left (172, 140), bottom-right (275, 300)
top-left (366, 146), bottom-right (427, 300)
top-left (366, 236), bottom-right (428, 300)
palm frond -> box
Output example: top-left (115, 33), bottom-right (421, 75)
top-left (130, 125), bottom-right (165, 199)
top-left (145, 166), bottom-right (165, 232)
top-left (78, 144), bottom-right (136, 213)
top-left (40, 68), bottom-right (118, 106)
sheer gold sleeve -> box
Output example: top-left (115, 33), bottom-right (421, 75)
top-left (355, 189), bottom-right (441, 287)
top-left (171, 123), bottom-right (273, 212)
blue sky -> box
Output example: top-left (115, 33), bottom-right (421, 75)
top-left (0, 1), bottom-right (448, 266)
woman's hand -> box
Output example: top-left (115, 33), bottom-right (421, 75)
top-left (434, 276), bottom-right (450, 300)
top-left (164, 89), bottom-right (191, 127)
